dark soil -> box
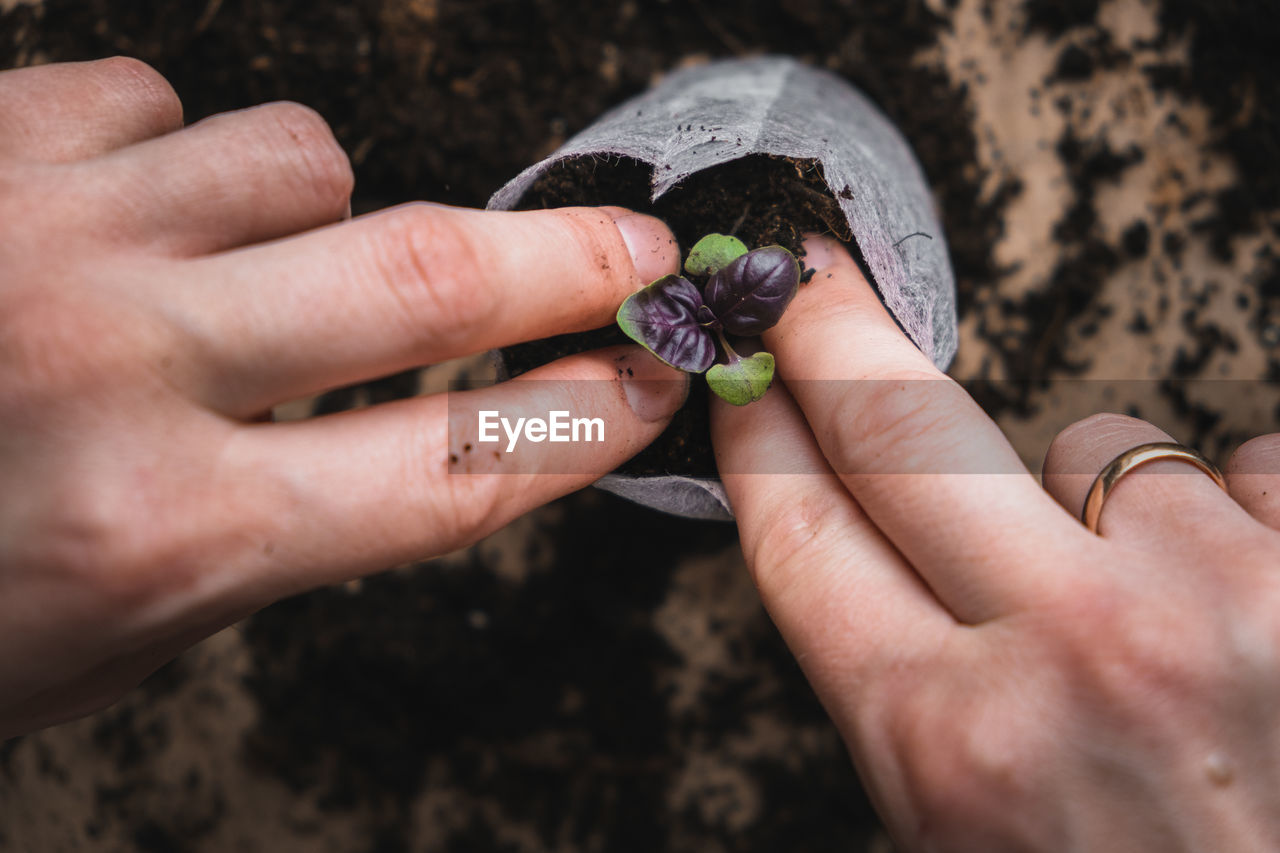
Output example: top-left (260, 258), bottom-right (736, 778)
top-left (6, 0), bottom-right (1280, 849)
top-left (1019, 0), bottom-right (1280, 383)
top-left (502, 154), bottom-right (849, 476)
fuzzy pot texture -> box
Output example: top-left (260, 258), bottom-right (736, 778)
top-left (489, 56), bottom-right (955, 520)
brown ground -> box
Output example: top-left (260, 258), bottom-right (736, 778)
top-left (2, 1), bottom-right (1277, 850)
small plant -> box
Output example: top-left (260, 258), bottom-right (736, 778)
top-left (616, 234), bottom-right (800, 405)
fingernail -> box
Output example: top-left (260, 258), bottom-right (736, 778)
top-left (615, 346), bottom-right (689, 423)
top-left (609, 209), bottom-right (680, 284)
top-left (800, 233), bottom-right (846, 270)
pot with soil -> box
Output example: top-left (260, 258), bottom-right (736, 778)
top-left (489, 56), bottom-right (955, 520)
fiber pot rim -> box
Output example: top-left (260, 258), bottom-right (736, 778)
top-left (488, 56), bottom-right (955, 521)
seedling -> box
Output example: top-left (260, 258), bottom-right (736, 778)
top-left (616, 233), bottom-right (800, 405)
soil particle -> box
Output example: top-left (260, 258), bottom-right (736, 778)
top-left (1023, 0), bottom-right (1100, 37)
top-left (1122, 221), bottom-right (1151, 258)
top-left (1053, 43), bottom-right (1095, 81)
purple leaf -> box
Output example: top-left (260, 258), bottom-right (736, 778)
top-left (616, 275), bottom-right (715, 372)
top-left (704, 246), bottom-right (801, 336)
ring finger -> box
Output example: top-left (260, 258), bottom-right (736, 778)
top-left (1042, 413), bottom-right (1253, 548)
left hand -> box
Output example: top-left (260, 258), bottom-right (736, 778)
top-left (0, 58), bottom-right (686, 738)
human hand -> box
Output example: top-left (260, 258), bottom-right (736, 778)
top-left (0, 58), bottom-right (686, 739)
top-left (711, 235), bottom-right (1280, 851)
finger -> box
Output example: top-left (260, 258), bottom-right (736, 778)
top-left (0, 58), bottom-right (183, 162)
top-left (215, 345), bottom-right (687, 598)
top-left (179, 204), bottom-right (678, 417)
top-left (1043, 413), bottom-right (1249, 546)
top-left (93, 101), bottom-right (353, 256)
top-left (763, 236), bottom-right (1078, 620)
top-left (711, 382), bottom-right (956, 696)
top-left (1225, 434), bottom-right (1280, 530)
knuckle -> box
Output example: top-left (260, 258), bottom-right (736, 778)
top-left (258, 101), bottom-right (353, 213)
top-left (438, 472), bottom-right (506, 547)
top-left (1062, 411), bottom-right (1148, 435)
top-left (94, 56), bottom-right (183, 130)
top-left (1045, 581), bottom-right (1219, 719)
top-left (428, 450), bottom-right (509, 552)
top-left (1212, 549), bottom-right (1280, 666)
top-left (557, 207), bottom-right (630, 284)
top-left (824, 370), bottom-right (959, 473)
top-left (17, 482), bottom-right (159, 608)
top-left (258, 99), bottom-right (331, 143)
top-left (369, 204), bottom-right (497, 353)
top-left (1045, 412), bottom-right (1160, 467)
top-left (1233, 595), bottom-right (1280, 680)
top-left (882, 675), bottom-right (1049, 842)
top-left (743, 489), bottom-right (846, 598)
top-left (1104, 634), bottom-right (1216, 721)
top-left (395, 408), bottom-right (507, 553)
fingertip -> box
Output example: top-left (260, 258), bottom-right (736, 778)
top-left (606, 208), bottom-right (680, 284)
top-left (799, 233), bottom-right (852, 272)
top-left (1040, 413), bottom-right (1157, 516)
top-left (766, 234), bottom-right (921, 378)
top-left (795, 234), bottom-right (880, 311)
top-left (1043, 413), bottom-right (1168, 479)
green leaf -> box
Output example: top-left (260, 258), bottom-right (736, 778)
top-left (684, 233), bottom-right (749, 277)
top-left (706, 352), bottom-right (775, 406)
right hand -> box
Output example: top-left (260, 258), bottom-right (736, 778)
top-left (712, 235), bottom-right (1280, 851)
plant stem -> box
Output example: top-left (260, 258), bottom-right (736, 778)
top-left (713, 327), bottom-right (741, 364)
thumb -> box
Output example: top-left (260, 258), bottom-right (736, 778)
top-left (213, 345), bottom-right (688, 600)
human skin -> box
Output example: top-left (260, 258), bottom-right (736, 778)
top-left (0, 58), bottom-right (688, 738)
top-left (711, 235), bottom-right (1280, 851)
top-left (9, 56), bottom-right (1280, 852)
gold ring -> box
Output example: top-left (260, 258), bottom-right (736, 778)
top-left (1081, 441), bottom-right (1227, 534)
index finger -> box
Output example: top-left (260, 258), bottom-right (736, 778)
top-left (767, 236), bottom-right (1082, 620)
top-left (179, 204), bottom-right (678, 416)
